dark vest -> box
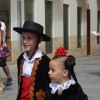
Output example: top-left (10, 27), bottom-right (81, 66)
top-left (16, 52), bottom-right (51, 100)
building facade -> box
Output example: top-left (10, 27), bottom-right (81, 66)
top-left (0, 0), bottom-right (100, 64)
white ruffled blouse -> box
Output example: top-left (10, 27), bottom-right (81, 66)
top-left (22, 48), bottom-right (42, 77)
top-left (49, 79), bottom-right (76, 94)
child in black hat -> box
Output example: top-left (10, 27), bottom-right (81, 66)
top-left (13, 21), bottom-right (51, 100)
top-left (48, 47), bottom-right (88, 100)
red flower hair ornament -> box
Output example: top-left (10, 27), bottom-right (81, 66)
top-left (55, 47), bottom-right (68, 56)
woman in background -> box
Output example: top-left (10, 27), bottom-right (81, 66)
top-left (0, 21), bottom-right (12, 87)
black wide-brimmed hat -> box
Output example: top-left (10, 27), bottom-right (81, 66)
top-left (13, 21), bottom-right (51, 41)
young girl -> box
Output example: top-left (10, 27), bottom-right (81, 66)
top-left (48, 47), bottom-right (88, 100)
top-left (13, 21), bottom-right (51, 100)
top-left (0, 21), bottom-right (12, 87)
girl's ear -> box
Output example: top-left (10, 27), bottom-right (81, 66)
top-left (63, 70), bottom-right (69, 77)
top-left (39, 37), bottom-right (43, 43)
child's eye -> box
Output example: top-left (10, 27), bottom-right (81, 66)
top-left (22, 36), bottom-right (25, 40)
top-left (28, 37), bottom-right (32, 39)
top-left (51, 68), bottom-right (56, 72)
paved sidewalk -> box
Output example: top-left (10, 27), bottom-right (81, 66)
top-left (0, 55), bottom-right (100, 100)
top-left (0, 64), bottom-right (17, 100)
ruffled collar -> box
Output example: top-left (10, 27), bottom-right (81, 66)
top-left (49, 79), bottom-right (76, 94)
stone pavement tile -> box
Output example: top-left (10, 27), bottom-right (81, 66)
top-left (75, 56), bottom-right (100, 100)
top-left (0, 64), bottom-right (17, 100)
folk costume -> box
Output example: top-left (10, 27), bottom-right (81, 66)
top-left (49, 80), bottom-right (88, 100)
top-left (0, 21), bottom-right (10, 67)
top-left (49, 47), bottom-right (88, 100)
top-left (13, 21), bottom-right (51, 100)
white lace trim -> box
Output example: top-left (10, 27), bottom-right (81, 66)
top-left (49, 79), bottom-right (76, 94)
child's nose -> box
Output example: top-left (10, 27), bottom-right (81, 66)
top-left (48, 70), bottom-right (52, 75)
top-left (48, 70), bottom-right (50, 75)
top-left (23, 38), bottom-right (27, 43)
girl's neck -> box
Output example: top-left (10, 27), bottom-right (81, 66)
top-left (59, 78), bottom-right (69, 85)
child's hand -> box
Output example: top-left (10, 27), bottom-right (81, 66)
top-left (91, 31), bottom-right (100, 37)
top-left (96, 33), bottom-right (100, 37)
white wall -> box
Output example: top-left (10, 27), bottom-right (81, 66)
top-left (88, 0), bottom-right (97, 31)
top-left (64, 0), bottom-right (77, 36)
top-left (35, 0), bottom-right (45, 30)
top-left (88, 0), bottom-right (98, 54)
top-left (53, 0), bottom-right (63, 38)
top-left (78, 0), bottom-right (87, 36)
top-left (11, 0), bottom-right (18, 41)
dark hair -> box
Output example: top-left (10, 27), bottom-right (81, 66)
top-left (64, 55), bottom-right (76, 79)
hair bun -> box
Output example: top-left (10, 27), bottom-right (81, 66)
top-left (65, 55), bottom-right (76, 70)
top-left (68, 55), bottom-right (76, 61)
top-left (65, 55), bottom-right (78, 83)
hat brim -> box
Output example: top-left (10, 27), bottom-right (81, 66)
top-left (13, 27), bottom-right (51, 41)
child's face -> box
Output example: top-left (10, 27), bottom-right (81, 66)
top-left (48, 59), bottom-right (68, 84)
top-left (22, 32), bottom-right (38, 54)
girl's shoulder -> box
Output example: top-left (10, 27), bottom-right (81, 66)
top-left (51, 84), bottom-right (88, 100)
top-left (64, 84), bottom-right (88, 100)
